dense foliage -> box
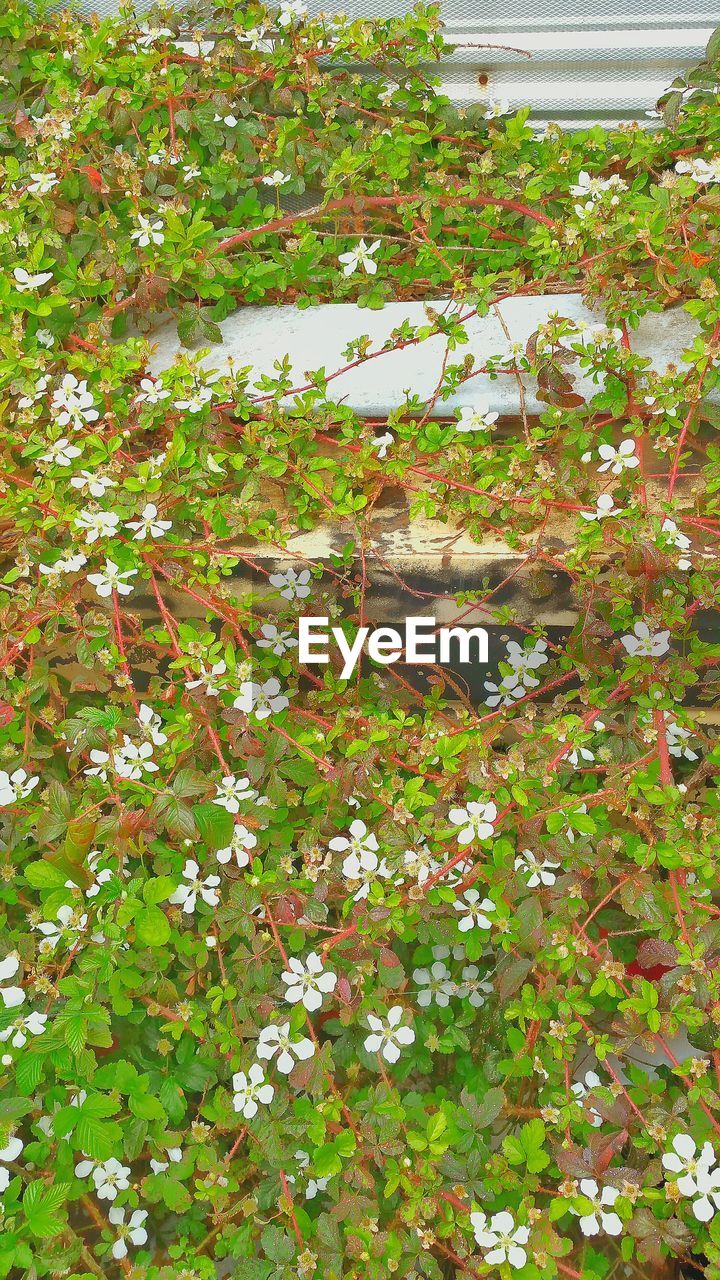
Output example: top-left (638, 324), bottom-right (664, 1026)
top-left (2, 2), bottom-right (720, 1278)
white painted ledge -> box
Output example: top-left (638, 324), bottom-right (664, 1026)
top-left (149, 294), bottom-right (705, 417)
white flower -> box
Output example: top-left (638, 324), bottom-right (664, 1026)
top-left (484, 677), bottom-right (526, 709)
top-left (257, 624), bottom-right (297, 656)
top-left (13, 267), bottom-right (53, 292)
top-left (40, 553), bottom-right (88, 578)
top-left (277, 0), bottom-right (307, 26)
top-left (256, 1022), bottom-right (315, 1074)
top-left (131, 214), bottom-right (165, 247)
top-left (620, 620), bottom-right (670, 658)
top-left (691, 1165), bottom-right (720, 1222)
top-left (456, 403), bottom-right (499, 433)
top-left (51, 374), bottom-right (99, 429)
top-left (183, 165), bottom-right (201, 182)
top-left (675, 156), bottom-right (720, 184)
top-left (0, 1133), bottom-right (23, 1191)
top-left (457, 965), bottom-right (493, 1008)
top-left (262, 170), bottom-right (291, 186)
top-left (581, 493), bottom-right (622, 522)
top-left (448, 800), bottom-right (496, 846)
top-left (269, 567), bottom-right (312, 601)
top-left (505, 639), bottom-right (548, 686)
top-left (149, 1147), bottom-right (182, 1174)
top-left (664, 716), bottom-right (698, 761)
top-left (185, 660), bottom-right (227, 696)
top-left (471, 1210), bottom-right (530, 1268)
top-left (329, 818), bottom-right (379, 859)
top-left (74, 509), bottom-right (120, 542)
top-left (660, 518), bottom-right (692, 570)
top-left (340, 848), bottom-right (391, 901)
top-left (662, 1133), bottom-right (716, 1198)
top-left (40, 437), bottom-right (82, 466)
top-left (217, 825), bottom-right (257, 868)
top-left (403, 843), bottom-right (441, 887)
top-left (125, 503), bottom-right (172, 540)
top-left (0, 768), bottom-right (39, 806)
top-left (232, 1063), bottom-right (274, 1118)
top-left (486, 97), bottom-right (510, 118)
top-left (291, 1150), bottom-right (329, 1200)
top-left (214, 113), bottom-right (239, 127)
top-left (70, 470), bottom-right (116, 498)
top-left (169, 859), bottom-right (221, 914)
top-left (370, 431), bottom-right (393, 459)
top-left (364, 1006), bottom-right (415, 1063)
top-left (454, 888), bottom-right (496, 932)
top-left (173, 385), bottom-right (214, 413)
top-left (17, 374), bottom-right (49, 409)
top-left (87, 559), bottom-right (137, 598)
top-left (413, 960), bottom-right (455, 1008)
top-left (108, 1207), bottom-right (148, 1260)
top-left (92, 1157), bottom-right (130, 1202)
top-left (240, 25), bottom-right (274, 52)
top-left (597, 440), bottom-right (639, 475)
top-left (135, 23), bottom-right (172, 46)
top-left (338, 238), bottom-right (381, 277)
top-left (135, 377), bottom-right (170, 405)
top-left (0, 954), bottom-right (24, 1010)
top-left (113, 737), bottom-right (158, 780)
top-left (36, 328), bottom-right (54, 347)
top-left (281, 952), bottom-right (336, 1012)
top-left (571, 1070), bottom-right (604, 1127)
top-left (35, 904), bottom-right (87, 951)
top-left (27, 171), bottom-right (58, 194)
top-left (0, 1010), bottom-right (47, 1048)
top-left (515, 849), bottom-right (560, 888)
top-left (234, 677), bottom-right (290, 720)
top-left (213, 775), bottom-right (256, 814)
top-left (138, 703), bottom-right (167, 746)
top-left (573, 1179), bottom-right (622, 1236)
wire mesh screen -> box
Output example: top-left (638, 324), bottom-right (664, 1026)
top-left (53, 0), bottom-right (718, 127)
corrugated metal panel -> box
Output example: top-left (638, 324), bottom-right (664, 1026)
top-left (48, 0), bottom-right (718, 128)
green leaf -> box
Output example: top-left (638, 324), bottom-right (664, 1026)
top-left (135, 907), bottom-right (171, 948)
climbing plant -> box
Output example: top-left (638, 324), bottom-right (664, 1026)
top-left (1, 1), bottom-right (720, 1277)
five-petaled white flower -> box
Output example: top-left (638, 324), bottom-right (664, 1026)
top-left (457, 965), bottom-right (493, 1008)
top-left (234, 677), bottom-right (290, 720)
top-left (213, 775), bottom-right (256, 813)
top-left (93, 1157), bottom-right (130, 1201)
top-left (269, 567), bottom-right (312, 601)
top-left (0, 954), bottom-right (24, 1010)
top-left (135, 376), bottom-right (170, 405)
top-left (232, 1063), bottom-right (274, 1118)
top-left (0, 768), bottom-right (39, 807)
top-left (169, 859), bottom-right (221, 914)
top-left (448, 800), bottom-right (496, 846)
top-left (620, 620), bottom-right (670, 658)
top-left (338, 238), bottom-right (381, 277)
top-left (51, 374), bottom-right (99, 429)
top-left (27, 171), bottom-right (58, 194)
top-left (262, 170), bottom-right (291, 186)
top-left (126, 503), bottom-right (172, 540)
top-left (454, 888), bottom-right (496, 932)
top-left (364, 1006), bottom-right (415, 1063)
top-left (596, 440), bottom-right (639, 475)
top-left (186, 660), bottom-right (227, 696)
top-left (572, 1178), bottom-right (622, 1236)
top-left (40, 437), bottom-right (82, 467)
top-left (675, 157), bottom-right (720, 184)
top-left (413, 960), bottom-right (455, 1008)
top-left (87, 559), bottom-right (137, 598)
top-left (515, 849), bottom-right (560, 888)
top-left (108, 1207), bottom-right (148, 1259)
top-left (581, 493), bottom-right (622, 522)
top-left (471, 1210), bottom-right (530, 1268)
top-left (281, 952), bottom-right (337, 1012)
top-left (257, 624), bottom-right (298, 656)
top-left (74, 509), bottom-right (120, 543)
top-left (456, 403), bottom-right (499, 433)
top-left (340, 848), bottom-right (391, 901)
top-left (70, 470), bottom-right (116, 498)
top-left (0, 1009), bottom-right (47, 1048)
top-left (662, 1133), bottom-right (716, 1199)
top-left (278, 0), bottom-right (307, 26)
top-left (13, 266), bottom-right (53, 292)
top-left (217, 825), bottom-right (257, 868)
top-left (329, 818), bottom-right (379, 859)
top-left (571, 1069), bottom-right (604, 1127)
top-left (131, 214), bottom-right (165, 247)
top-left (256, 1022), bottom-right (315, 1074)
